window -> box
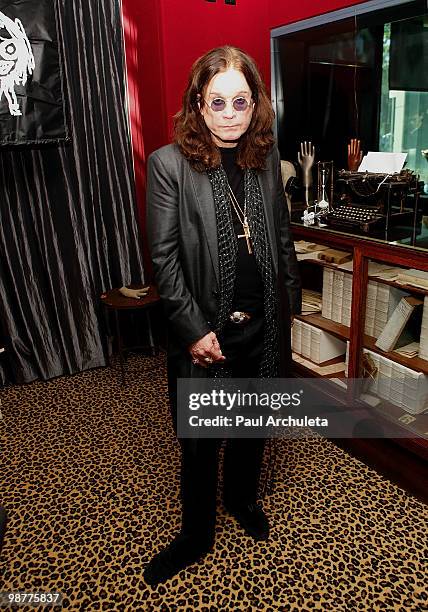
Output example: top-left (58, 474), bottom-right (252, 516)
top-left (272, 0), bottom-right (428, 188)
top-left (379, 21), bottom-right (428, 189)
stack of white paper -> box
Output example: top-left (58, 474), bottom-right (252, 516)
top-left (322, 269), bottom-right (353, 324)
top-left (375, 296), bottom-right (422, 352)
top-left (365, 282), bottom-right (408, 339)
top-left (321, 260), bottom-right (411, 337)
top-left (291, 320), bottom-right (302, 354)
top-left (332, 270), bottom-right (345, 323)
top-left (358, 151), bottom-right (407, 173)
top-left (292, 320), bottom-right (346, 365)
top-left (420, 296), bottom-right (428, 361)
top-left (363, 349), bottom-right (428, 415)
top-left (322, 268), bottom-right (334, 319)
top-left (342, 274), bottom-right (353, 327)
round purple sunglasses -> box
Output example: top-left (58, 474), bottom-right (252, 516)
top-left (202, 96), bottom-right (252, 112)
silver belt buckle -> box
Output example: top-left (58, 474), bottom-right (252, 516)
top-left (229, 311), bottom-right (251, 325)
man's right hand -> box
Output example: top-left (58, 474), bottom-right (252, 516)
top-left (189, 332), bottom-right (226, 368)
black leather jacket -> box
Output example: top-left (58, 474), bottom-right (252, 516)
top-left (146, 143), bottom-right (301, 379)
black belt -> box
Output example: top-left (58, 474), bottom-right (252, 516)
top-left (229, 311), bottom-right (252, 325)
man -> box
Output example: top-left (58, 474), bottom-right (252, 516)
top-left (145, 46), bottom-right (301, 586)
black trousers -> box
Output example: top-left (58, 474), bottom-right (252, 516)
top-left (178, 315), bottom-right (266, 541)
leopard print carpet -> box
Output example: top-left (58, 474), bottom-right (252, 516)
top-left (0, 353), bottom-right (427, 611)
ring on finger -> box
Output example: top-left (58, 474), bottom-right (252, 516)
top-left (204, 356), bottom-right (213, 364)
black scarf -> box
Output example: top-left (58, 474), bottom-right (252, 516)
top-left (206, 166), bottom-right (279, 378)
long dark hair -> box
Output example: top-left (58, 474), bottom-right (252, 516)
top-left (174, 46), bottom-right (275, 172)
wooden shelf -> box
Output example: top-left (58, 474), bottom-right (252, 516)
top-left (295, 313), bottom-right (350, 341)
top-left (291, 224), bottom-right (428, 269)
top-left (364, 335), bottom-right (428, 375)
top-left (299, 256), bottom-right (428, 296)
top-left (297, 256), bottom-right (353, 273)
top-left (292, 354), bottom-right (347, 379)
top-left (367, 274), bottom-right (428, 298)
top-left (296, 316), bottom-right (428, 376)
top-left (298, 257), bottom-right (335, 268)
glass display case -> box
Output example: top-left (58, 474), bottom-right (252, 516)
top-left (271, 0), bottom-right (428, 466)
top-left (271, 0), bottom-right (428, 250)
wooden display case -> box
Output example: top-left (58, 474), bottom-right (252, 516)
top-left (290, 223), bottom-right (428, 496)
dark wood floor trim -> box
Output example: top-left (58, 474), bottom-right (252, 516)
top-left (333, 438), bottom-right (428, 504)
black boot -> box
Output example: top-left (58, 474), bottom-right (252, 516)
top-left (225, 502), bottom-right (269, 541)
top-left (143, 533), bottom-right (213, 586)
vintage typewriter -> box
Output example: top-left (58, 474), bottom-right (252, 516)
top-left (324, 169), bottom-right (421, 237)
top-left (326, 204), bottom-right (384, 232)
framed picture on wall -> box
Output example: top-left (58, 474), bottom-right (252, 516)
top-left (0, 0), bottom-right (69, 146)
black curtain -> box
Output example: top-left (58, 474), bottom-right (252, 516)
top-left (0, 0), bottom-right (145, 384)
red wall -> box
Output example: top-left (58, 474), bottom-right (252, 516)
top-left (123, 0), bottom-right (369, 163)
top-left (122, 0), bottom-right (369, 273)
top-left (123, 0), bottom-right (271, 160)
top-left (158, 0), bottom-right (270, 140)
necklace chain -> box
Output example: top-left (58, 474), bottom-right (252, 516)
top-left (225, 177), bottom-right (252, 254)
top-left (227, 183), bottom-right (247, 223)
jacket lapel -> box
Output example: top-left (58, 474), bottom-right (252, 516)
top-left (189, 166), bottom-right (219, 286)
top-left (258, 166), bottom-right (279, 274)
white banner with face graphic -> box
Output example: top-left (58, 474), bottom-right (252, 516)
top-left (0, 0), bottom-right (68, 146)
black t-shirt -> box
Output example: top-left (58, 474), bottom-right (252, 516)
top-left (220, 146), bottom-right (264, 313)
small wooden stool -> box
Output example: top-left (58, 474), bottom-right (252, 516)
top-left (100, 285), bottom-right (160, 385)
